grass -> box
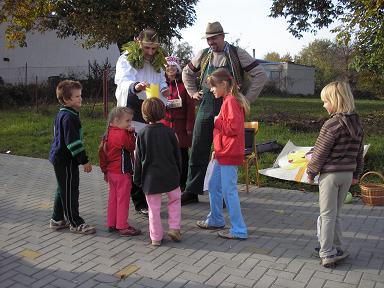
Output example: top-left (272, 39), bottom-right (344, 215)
top-left (1, 96), bottom-right (383, 192)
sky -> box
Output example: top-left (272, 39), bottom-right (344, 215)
top-left (179, 0), bottom-right (339, 59)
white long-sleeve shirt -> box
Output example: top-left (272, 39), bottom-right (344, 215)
top-left (114, 52), bottom-right (168, 107)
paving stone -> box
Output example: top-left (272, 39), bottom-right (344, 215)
top-left (1, 154), bottom-right (384, 288)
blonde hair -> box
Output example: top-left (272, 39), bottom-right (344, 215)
top-left (56, 80), bottom-right (82, 105)
top-left (207, 68), bottom-right (250, 115)
top-left (101, 107), bottom-right (134, 153)
top-left (320, 81), bottom-right (355, 113)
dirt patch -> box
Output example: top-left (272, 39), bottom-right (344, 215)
top-left (256, 111), bottom-right (384, 135)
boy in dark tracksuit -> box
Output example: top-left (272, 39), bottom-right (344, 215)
top-left (49, 80), bottom-right (96, 234)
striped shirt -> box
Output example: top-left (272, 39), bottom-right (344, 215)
top-left (307, 112), bottom-right (364, 180)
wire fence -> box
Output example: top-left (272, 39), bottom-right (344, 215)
top-left (0, 64), bottom-right (318, 113)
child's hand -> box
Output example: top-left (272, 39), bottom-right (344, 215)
top-left (135, 82), bottom-right (149, 92)
top-left (211, 151), bottom-right (215, 160)
top-left (307, 176), bottom-right (314, 184)
top-left (83, 162), bottom-right (92, 173)
top-left (351, 178), bottom-right (359, 185)
top-left (127, 126), bottom-right (135, 133)
top-left (214, 116), bottom-right (219, 122)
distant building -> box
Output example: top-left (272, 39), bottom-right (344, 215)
top-left (259, 61), bottom-right (315, 95)
top-left (0, 24), bottom-right (120, 84)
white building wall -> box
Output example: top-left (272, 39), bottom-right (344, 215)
top-left (260, 62), bottom-right (315, 95)
top-left (0, 25), bottom-right (120, 84)
top-left (284, 63), bottom-right (315, 95)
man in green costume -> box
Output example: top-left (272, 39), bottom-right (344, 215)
top-left (181, 22), bottom-right (268, 205)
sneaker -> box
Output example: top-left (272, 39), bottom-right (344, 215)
top-left (49, 219), bottom-right (69, 230)
top-left (217, 230), bottom-right (247, 240)
top-left (151, 240), bottom-right (162, 246)
top-left (167, 229), bottom-right (181, 242)
top-left (320, 250), bottom-right (349, 268)
top-left (118, 226), bottom-right (141, 236)
top-left (136, 208), bottom-right (149, 217)
top-left (320, 255), bottom-right (337, 268)
top-left (196, 220), bottom-right (225, 230)
top-left (70, 223), bottom-right (96, 234)
top-left (313, 247), bottom-right (346, 259)
top-left (108, 226), bottom-right (117, 233)
top-left (181, 193), bottom-right (199, 206)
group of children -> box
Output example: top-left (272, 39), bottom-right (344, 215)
top-left (49, 68), bottom-right (364, 266)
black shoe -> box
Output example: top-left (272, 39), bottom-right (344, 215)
top-left (136, 208), bottom-right (149, 217)
top-left (181, 193), bottom-right (199, 206)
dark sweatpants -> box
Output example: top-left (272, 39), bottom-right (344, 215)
top-left (52, 160), bottom-right (84, 227)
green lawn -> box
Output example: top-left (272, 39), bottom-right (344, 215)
top-left (1, 96), bottom-right (383, 192)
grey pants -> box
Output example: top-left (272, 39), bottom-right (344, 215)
top-left (318, 171), bottom-right (352, 258)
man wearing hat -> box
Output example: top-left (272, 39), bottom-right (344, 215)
top-left (181, 21), bottom-right (267, 205)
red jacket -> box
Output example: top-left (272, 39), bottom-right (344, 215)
top-left (213, 95), bottom-right (245, 166)
top-left (99, 126), bottom-right (136, 174)
top-left (161, 79), bottom-right (195, 148)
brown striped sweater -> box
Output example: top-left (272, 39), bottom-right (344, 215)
top-left (306, 112), bottom-right (364, 180)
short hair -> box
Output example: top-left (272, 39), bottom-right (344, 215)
top-left (141, 98), bottom-right (166, 123)
top-left (56, 80), bottom-right (82, 105)
top-left (320, 81), bottom-right (355, 113)
top-left (137, 28), bottom-right (159, 44)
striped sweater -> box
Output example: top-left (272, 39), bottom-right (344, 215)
top-left (306, 112), bottom-right (364, 180)
top-left (49, 107), bottom-right (89, 166)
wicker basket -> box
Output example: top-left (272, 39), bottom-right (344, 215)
top-left (359, 171), bottom-right (384, 206)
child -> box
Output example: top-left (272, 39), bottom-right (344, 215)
top-left (196, 68), bottom-right (249, 240)
top-left (134, 98), bottom-right (182, 246)
top-left (99, 107), bottom-right (141, 236)
top-left (49, 80), bottom-right (96, 234)
top-left (307, 81), bottom-right (364, 267)
top-left (162, 56), bottom-right (195, 191)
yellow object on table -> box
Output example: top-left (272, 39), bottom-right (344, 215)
top-left (146, 83), bottom-right (160, 98)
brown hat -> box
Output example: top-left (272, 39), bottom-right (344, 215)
top-left (202, 22), bottom-right (228, 39)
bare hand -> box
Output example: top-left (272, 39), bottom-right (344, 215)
top-left (83, 162), bottom-right (92, 173)
top-left (192, 91), bottom-right (203, 100)
top-left (127, 126), bottom-right (135, 133)
top-left (307, 176), bottom-right (314, 184)
top-left (351, 178), bottom-right (358, 185)
top-left (214, 116), bottom-right (219, 122)
top-left (211, 151), bottom-right (215, 160)
top-left (162, 88), bottom-right (170, 98)
top-left (135, 82), bottom-right (149, 92)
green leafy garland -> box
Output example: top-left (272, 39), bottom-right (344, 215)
top-left (121, 41), bottom-right (167, 73)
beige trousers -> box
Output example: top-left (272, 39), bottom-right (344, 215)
top-left (318, 171), bottom-right (352, 258)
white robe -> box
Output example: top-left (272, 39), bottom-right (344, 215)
top-left (114, 51), bottom-right (168, 107)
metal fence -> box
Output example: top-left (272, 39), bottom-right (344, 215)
top-left (0, 64), bottom-right (320, 114)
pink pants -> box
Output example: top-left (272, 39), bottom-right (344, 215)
top-left (107, 173), bottom-right (131, 229)
top-left (145, 187), bottom-right (181, 241)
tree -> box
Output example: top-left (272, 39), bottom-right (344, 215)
top-left (269, 0), bottom-right (384, 75)
top-left (163, 40), bottom-right (194, 69)
top-left (295, 39), bottom-right (355, 92)
top-left (0, 0), bottom-right (198, 49)
top-left (264, 52), bottom-right (293, 62)
top-left (264, 52), bottom-right (281, 62)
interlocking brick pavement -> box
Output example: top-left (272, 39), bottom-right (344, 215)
top-left (1, 154), bottom-right (384, 288)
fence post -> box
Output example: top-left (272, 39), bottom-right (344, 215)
top-left (35, 76), bottom-right (38, 112)
top-left (25, 62), bottom-right (28, 85)
top-left (102, 68), bottom-right (109, 118)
